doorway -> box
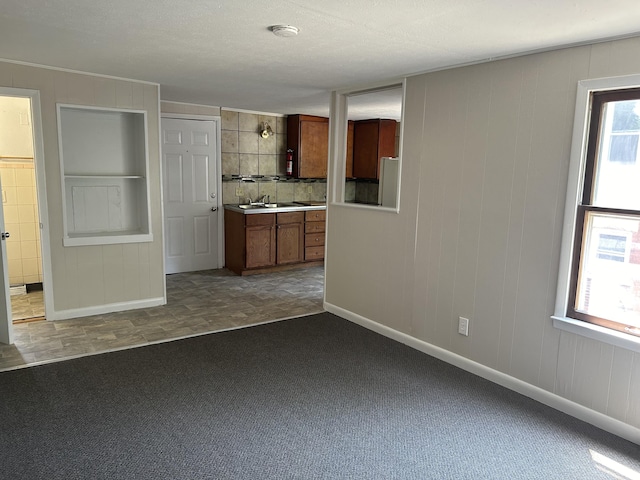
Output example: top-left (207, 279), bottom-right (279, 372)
top-left (161, 115), bottom-right (223, 274)
top-left (0, 90), bottom-right (49, 341)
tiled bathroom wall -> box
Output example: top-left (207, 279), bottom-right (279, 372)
top-left (0, 162), bottom-right (42, 286)
top-left (220, 109), bottom-right (327, 205)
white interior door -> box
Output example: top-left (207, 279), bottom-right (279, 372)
top-left (0, 175), bottom-right (13, 344)
top-left (162, 117), bottom-right (220, 274)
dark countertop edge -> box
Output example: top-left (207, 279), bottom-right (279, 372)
top-left (224, 204), bottom-right (326, 214)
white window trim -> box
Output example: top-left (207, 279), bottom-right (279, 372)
top-left (328, 80), bottom-right (406, 213)
top-left (553, 74), bottom-right (640, 353)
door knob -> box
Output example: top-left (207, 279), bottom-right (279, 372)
top-left (1, 232), bottom-right (9, 240)
top-left (211, 207), bottom-right (217, 212)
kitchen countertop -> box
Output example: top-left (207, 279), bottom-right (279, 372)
top-left (224, 202), bottom-right (326, 214)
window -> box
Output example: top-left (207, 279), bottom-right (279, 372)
top-left (568, 89), bottom-right (640, 337)
top-left (328, 82), bottom-right (404, 211)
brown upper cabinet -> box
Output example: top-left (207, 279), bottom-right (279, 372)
top-left (345, 121), bottom-right (354, 178)
top-left (352, 119), bottom-right (397, 179)
top-left (287, 114), bottom-right (329, 178)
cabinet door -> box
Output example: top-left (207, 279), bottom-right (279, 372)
top-left (298, 120), bottom-right (329, 178)
top-left (277, 222), bottom-right (304, 265)
top-left (353, 120), bottom-right (380, 179)
top-left (246, 225), bottom-right (275, 269)
top-left (377, 119), bottom-right (397, 159)
top-left (353, 119), bottom-right (397, 179)
top-left (345, 121), bottom-right (354, 178)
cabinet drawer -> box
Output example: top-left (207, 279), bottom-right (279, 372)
top-left (305, 246), bottom-right (324, 261)
top-left (245, 213), bottom-right (275, 227)
top-left (305, 210), bottom-right (326, 222)
top-left (305, 233), bottom-right (325, 247)
top-left (305, 221), bottom-right (325, 234)
top-left (277, 211), bottom-right (304, 224)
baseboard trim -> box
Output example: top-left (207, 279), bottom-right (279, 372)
top-left (324, 302), bottom-right (640, 446)
top-left (49, 297), bottom-right (166, 321)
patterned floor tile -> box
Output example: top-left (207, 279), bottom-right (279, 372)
top-left (0, 266), bottom-right (324, 371)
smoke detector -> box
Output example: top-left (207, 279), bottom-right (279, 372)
top-left (270, 25), bottom-right (299, 37)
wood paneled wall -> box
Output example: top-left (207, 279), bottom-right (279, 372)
top-left (0, 61), bottom-right (164, 317)
top-left (326, 37), bottom-right (640, 432)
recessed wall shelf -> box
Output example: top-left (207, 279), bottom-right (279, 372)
top-left (57, 104), bottom-right (153, 246)
top-left (64, 175), bottom-right (146, 179)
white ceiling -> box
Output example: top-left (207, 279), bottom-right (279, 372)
top-left (2, 1), bottom-right (640, 118)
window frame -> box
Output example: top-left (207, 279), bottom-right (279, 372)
top-left (553, 75), bottom-right (640, 353)
top-left (567, 89), bottom-right (640, 336)
top-left (328, 80), bottom-right (405, 213)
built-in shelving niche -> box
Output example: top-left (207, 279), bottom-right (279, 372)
top-left (57, 104), bottom-right (152, 246)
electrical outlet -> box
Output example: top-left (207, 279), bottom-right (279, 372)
top-left (307, 185), bottom-right (313, 194)
top-left (458, 316), bottom-right (469, 336)
top-left (235, 187), bottom-right (244, 197)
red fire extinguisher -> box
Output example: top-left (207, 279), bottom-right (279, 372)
top-left (286, 149), bottom-right (294, 176)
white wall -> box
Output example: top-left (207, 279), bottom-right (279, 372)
top-left (0, 96), bottom-right (33, 158)
top-left (0, 61), bottom-right (165, 316)
top-left (161, 100), bottom-right (220, 117)
top-left (325, 37), bottom-right (640, 438)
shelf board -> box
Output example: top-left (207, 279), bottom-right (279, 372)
top-left (64, 175), bottom-right (145, 179)
top-left (63, 231), bottom-right (153, 246)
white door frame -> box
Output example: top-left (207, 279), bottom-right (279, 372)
top-left (160, 113), bottom-right (224, 272)
top-left (0, 176), bottom-right (11, 344)
top-left (0, 87), bottom-right (53, 341)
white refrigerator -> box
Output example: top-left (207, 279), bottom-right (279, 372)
top-left (378, 157), bottom-right (400, 208)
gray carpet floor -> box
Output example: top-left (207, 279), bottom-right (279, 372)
top-left (1, 312), bottom-right (639, 479)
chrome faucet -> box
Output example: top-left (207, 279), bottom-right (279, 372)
top-left (253, 194), bottom-right (269, 205)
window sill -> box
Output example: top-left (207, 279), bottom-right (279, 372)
top-left (332, 202), bottom-right (399, 214)
top-left (552, 316), bottom-right (640, 353)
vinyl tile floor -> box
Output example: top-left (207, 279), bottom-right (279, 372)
top-left (11, 289), bottom-right (45, 322)
top-left (0, 266), bottom-right (325, 371)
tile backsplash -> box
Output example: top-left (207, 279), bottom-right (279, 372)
top-left (220, 109), bottom-right (326, 205)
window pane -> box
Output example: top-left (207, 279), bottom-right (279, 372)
top-left (609, 134), bottom-right (638, 164)
top-left (596, 233), bottom-right (627, 261)
top-left (593, 100), bottom-right (640, 208)
top-left (575, 212), bottom-right (640, 328)
top-left (611, 99), bottom-right (640, 131)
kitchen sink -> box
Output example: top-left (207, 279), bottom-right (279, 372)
top-left (264, 203), bottom-right (297, 208)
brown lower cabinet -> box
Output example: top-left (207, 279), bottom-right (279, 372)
top-left (225, 208), bottom-right (325, 275)
top-left (276, 212), bottom-right (304, 265)
top-left (304, 210), bottom-right (326, 261)
top-left (232, 211), bottom-right (276, 271)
